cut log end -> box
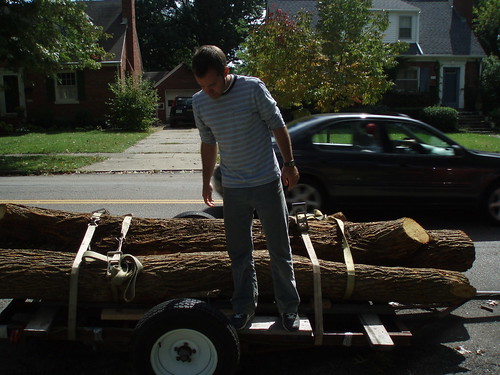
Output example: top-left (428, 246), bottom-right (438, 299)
top-left (402, 217), bottom-right (430, 244)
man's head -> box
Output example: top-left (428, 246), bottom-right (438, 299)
top-left (192, 45), bottom-right (230, 99)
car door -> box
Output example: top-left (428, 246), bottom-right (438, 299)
top-left (299, 119), bottom-right (400, 201)
top-left (381, 119), bottom-right (470, 204)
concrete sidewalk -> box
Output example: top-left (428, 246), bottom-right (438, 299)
top-left (80, 127), bottom-right (202, 173)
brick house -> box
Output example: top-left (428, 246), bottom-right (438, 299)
top-left (267, 0), bottom-right (486, 110)
top-left (0, 0), bottom-right (142, 126)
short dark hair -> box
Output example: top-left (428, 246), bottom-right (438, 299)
top-left (192, 45), bottom-right (227, 78)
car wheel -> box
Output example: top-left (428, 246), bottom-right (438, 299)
top-left (132, 298), bottom-right (240, 375)
top-left (286, 179), bottom-right (325, 214)
top-left (485, 183), bottom-right (500, 224)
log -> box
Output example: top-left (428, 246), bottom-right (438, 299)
top-left (0, 204), bottom-right (474, 270)
top-left (399, 230), bottom-right (475, 272)
top-left (0, 248), bottom-right (476, 305)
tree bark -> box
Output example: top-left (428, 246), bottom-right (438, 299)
top-left (0, 248), bottom-right (475, 305)
top-left (0, 204), bottom-right (474, 271)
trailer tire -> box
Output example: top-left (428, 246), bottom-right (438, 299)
top-left (173, 211), bottom-right (215, 219)
top-left (132, 298), bottom-right (240, 375)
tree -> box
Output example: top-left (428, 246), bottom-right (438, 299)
top-left (473, 0), bottom-right (500, 56)
top-left (240, 0), bottom-right (406, 112)
top-left (0, 0), bottom-right (110, 74)
top-left (480, 55), bottom-right (500, 111)
top-left (315, 0), bottom-right (406, 111)
top-left (240, 10), bottom-right (325, 109)
top-left (136, 0), bottom-right (265, 71)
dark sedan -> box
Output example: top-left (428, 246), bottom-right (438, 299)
top-left (169, 96), bottom-right (195, 127)
top-left (213, 113), bottom-right (500, 224)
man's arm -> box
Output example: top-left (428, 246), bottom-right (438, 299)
top-left (272, 127), bottom-right (299, 190)
top-left (200, 142), bottom-right (218, 207)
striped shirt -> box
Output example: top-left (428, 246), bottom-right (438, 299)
top-left (192, 75), bottom-right (286, 188)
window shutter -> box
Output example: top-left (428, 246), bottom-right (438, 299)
top-left (46, 77), bottom-right (55, 102)
top-left (77, 71), bottom-right (86, 100)
top-left (420, 67), bottom-right (430, 92)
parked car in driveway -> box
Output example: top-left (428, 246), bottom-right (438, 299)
top-left (169, 96), bottom-right (194, 127)
top-left (213, 113), bottom-right (500, 224)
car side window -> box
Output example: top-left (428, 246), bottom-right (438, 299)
top-left (311, 121), bottom-right (354, 151)
top-left (385, 122), bottom-right (455, 155)
top-left (352, 122), bottom-right (384, 153)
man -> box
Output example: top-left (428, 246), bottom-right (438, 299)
top-left (191, 45), bottom-right (300, 332)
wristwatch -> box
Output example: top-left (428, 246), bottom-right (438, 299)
top-left (283, 160), bottom-right (296, 167)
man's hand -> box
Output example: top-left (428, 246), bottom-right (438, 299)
top-left (281, 166), bottom-right (300, 191)
top-left (202, 182), bottom-right (215, 207)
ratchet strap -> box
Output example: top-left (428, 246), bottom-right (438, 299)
top-left (333, 217), bottom-right (356, 299)
top-left (83, 214), bottom-right (143, 302)
top-left (293, 203), bottom-right (324, 346)
top-left (68, 213), bottom-right (143, 341)
top-left (68, 209), bottom-right (106, 340)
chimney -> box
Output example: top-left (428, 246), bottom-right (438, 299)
top-left (122, 0), bottom-right (143, 75)
top-left (452, 0), bottom-right (474, 27)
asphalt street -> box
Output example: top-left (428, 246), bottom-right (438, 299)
top-left (0, 125), bottom-right (498, 375)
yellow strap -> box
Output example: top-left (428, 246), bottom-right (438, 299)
top-left (294, 212), bottom-right (324, 345)
top-left (68, 210), bottom-right (105, 340)
top-left (333, 218), bottom-right (356, 299)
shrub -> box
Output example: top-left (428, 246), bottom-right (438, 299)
top-left (420, 106), bottom-right (458, 132)
top-left (480, 55), bottom-right (500, 112)
top-left (487, 108), bottom-right (500, 128)
top-left (0, 121), bottom-right (14, 135)
top-left (107, 75), bottom-right (159, 131)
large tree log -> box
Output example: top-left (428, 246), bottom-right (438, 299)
top-left (0, 248), bottom-right (475, 305)
top-left (0, 204), bottom-right (474, 271)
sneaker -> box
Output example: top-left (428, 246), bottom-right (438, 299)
top-left (281, 312), bottom-right (300, 332)
top-left (230, 312), bottom-right (255, 330)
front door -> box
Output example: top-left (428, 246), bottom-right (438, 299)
top-left (442, 67), bottom-right (460, 108)
top-left (0, 71), bottom-right (25, 117)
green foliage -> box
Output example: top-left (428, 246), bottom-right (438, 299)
top-left (0, 0), bottom-right (111, 74)
top-left (473, 0), bottom-right (500, 56)
top-left (420, 106), bottom-right (459, 132)
top-left (240, 10), bottom-right (324, 109)
top-left (107, 75), bottom-right (159, 132)
top-left (240, 0), bottom-right (406, 112)
top-left (488, 108), bottom-right (500, 128)
top-left (315, 0), bottom-right (407, 111)
top-left (136, 0), bottom-right (265, 70)
top-left (480, 55), bottom-right (500, 112)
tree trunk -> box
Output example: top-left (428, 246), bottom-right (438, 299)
top-left (0, 248), bottom-right (475, 306)
top-left (0, 204), bottom-right (474, 271)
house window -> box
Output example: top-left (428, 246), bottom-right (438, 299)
top-left (55, 72), bottom-right (78, 103)
top-left (395, 67), bottom-right (419, 92)
top-left (399, 16), bottom-right (412, 39)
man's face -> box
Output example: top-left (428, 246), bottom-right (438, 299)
top-left (195, 67), bottom-right (228, 99)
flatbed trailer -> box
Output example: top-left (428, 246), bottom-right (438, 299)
top-left (0, 208), bottom-right (497, 374)
top-left (1, 289), bottom-right (496, 375)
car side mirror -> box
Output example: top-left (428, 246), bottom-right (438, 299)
top-left (452, 144), bottom-right (466, 156)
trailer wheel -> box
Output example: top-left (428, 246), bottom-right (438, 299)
top-left (132, 298), bottom-right (239, 375)
top-left (173, 211), bottom-right (215, 219)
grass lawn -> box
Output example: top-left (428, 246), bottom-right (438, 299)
top-left (0, 129), bottom-right (151, 175)
top-left (447, 132), bottom-right (500, 153)
top-left (0, 130), bottom-right (150, 154)
top-left (0, 155), bottom-right (107, 175)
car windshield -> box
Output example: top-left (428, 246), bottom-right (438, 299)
top-left (177, 97), bottom-right (192, 106)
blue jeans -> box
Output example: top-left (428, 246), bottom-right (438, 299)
top-left (223, 179), bottom-right (300, 314)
